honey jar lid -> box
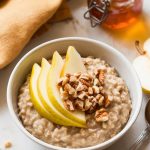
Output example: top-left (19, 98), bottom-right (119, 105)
top-left (84, 0), bottom-right (111, 27)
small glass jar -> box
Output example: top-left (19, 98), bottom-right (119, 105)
top-left (84, 0), bottom-right (143, 29)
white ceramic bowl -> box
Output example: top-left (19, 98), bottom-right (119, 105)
top-left (7, 37), bottom-right (142, 150)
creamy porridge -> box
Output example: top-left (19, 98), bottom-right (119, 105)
top-left (18, 57), bottom-right (132, 148)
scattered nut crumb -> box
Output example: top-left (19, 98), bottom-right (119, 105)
top-left (4, 141), bottom-right (12, 149)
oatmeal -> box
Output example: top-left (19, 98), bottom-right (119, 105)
top-left (18, 57), bottom-right (132, 148)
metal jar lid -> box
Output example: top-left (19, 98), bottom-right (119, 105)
top-left (84, 0), bottom-right (111, 27)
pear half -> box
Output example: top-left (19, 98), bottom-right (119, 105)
top-left (133, 55), bottom-right (150, 93)
top-left (30, 64), bottom-right (57, 121)
top-left (38, 58), bottom-right (84, 127)
top-left (61, 46), bottom-right (86, 76)
top-left (47, 51), bottom-right (86, 126)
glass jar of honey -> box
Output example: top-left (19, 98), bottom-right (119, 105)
top-left (84, 0), bottom-right (143, 29)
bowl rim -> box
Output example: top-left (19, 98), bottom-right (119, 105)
top-left (7, 37), bottom-right (142, 150)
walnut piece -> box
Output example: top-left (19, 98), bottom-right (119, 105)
top-left (80, 73), bottom-right (90, 80)
top-left (76, 83), bottom-right (87, 92)
top-left (98, 96), bottom-right (104, 106)
top-left (88, 87), bottom-right (93, 95)
top-left (63, 100), bottom-right (74, 111)
top-left (75, 99), bottom-right (84, 111)
top-left (78, 91), bottom-right (87, 100)
top-left (79, 78), bottom-right (91, 87)
top-left (94, 78), bottom-right (100, 86)
top-left (64, 84), bottom-right (75, 95)
top-left (84, 99), bottom-right (92, 111)
top-left (92, 85), bottom-right (100, 94)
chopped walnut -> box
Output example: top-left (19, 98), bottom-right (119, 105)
top-left (65, 73), bottom-right (71, 78)
top-left (57, 78), bottom-right (63, 86)
top-left (78, 91), bottom-right (87, 100)
top-left (60, 90), bottom-right (68, 100)
top-left (88, 87), bottom-right (93, 95)
top-left (63, 100), bottom-right (74, 111)
top-left (64, 84), bottom-right (75, 95)
top-left (91, 98), bottom-right (97, 107)
top-left (79, 74), bottom-right (88, 80)
top-left (76, 83), bottom-right (87, 92)
top-left (98, 96), bottom-right (104, 106)
top-left (92, 86), bottom-right (100, 94)
top-left (95, 108), bottom-right (109, 122)
top-left (62, 76), bottom-right (69, 86)
top-left (84, 99), bottom-right (92, 111)
top-left (74, 72), bottom-right (81, 77)
top-left (79, 78), bottom-right (91, 87)
top-left (88, 96), bottom-right (94, 101)
top-left (87, 105), bottom-right (97, 114)
top-left (57, 69), bottom-right (111, 122)
top-left (63, 83), bottom-right (70, 91)
top-left (93, 78), bottom-right (100, 86)
top-left (95, 94), bottom-right (101, 100)
top-left (70, 76), bottom-right (77, 83)
top-left (75, 99), bottom-right (84, 111)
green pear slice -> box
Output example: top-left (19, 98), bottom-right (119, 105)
top-left (30, 64), bottom-right (57, 121)
top-left (47, 51), bottom-right (86, 125)
top-left (133, 55), bottom-right (150, 93)
top-left (37, 58), bottom-right (85, 127)
top-left (61, 46), bottom-right (86, 76)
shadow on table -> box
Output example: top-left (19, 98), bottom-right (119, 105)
top-left (0, 65), bottom-right (14, 111)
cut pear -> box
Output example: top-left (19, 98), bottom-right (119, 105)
top-left (61, 46), bottom-right (86, 76)
top-left (30, 64), bottom-right (57, 121)
top-left (38, 58), bottom-right (84, 127)
top-left (133, 55), bottom-right (150, 93)
top-left (47, 51), bottom-right (86, 126)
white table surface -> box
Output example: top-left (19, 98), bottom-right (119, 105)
top-left (0, 0), bottom-right (150, 150)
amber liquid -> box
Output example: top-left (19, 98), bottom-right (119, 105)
top-left (89, 0), bottom-right (143, 29)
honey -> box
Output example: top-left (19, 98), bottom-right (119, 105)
top-left (85, 0), bottom-right (143, 29)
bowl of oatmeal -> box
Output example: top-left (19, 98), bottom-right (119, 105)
top-left (7, 37), bottom-right (142, 150)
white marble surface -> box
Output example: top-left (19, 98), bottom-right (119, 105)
top-left (0, 0), bottom-right (150, 149)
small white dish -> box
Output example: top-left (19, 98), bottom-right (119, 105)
top-left (7, 37), bottom-right (142, 150)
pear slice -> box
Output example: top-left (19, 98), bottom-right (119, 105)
top-left (133, 55), bottom-right (150, 93)
top-left (47, 51), bottom-right (86, 125)
top-left (61, 46), bottom-right (86, 76)
top-left (38, 58), bottom-right (84, 127)
top-left (30, 64), bottom-right (57, 121)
